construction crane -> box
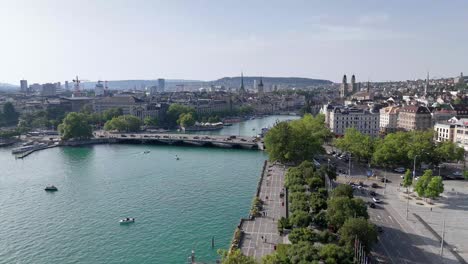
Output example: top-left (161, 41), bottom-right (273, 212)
top-left (72, 76), bottom-right (90, 92)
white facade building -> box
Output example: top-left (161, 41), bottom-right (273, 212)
top-left (328, 106), bottom-right (380, 137)
top-left (434, 122), bottom-right (455, 143)
top-left (379, 106), bottom-right (399, 133)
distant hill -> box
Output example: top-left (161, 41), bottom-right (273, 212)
top-left (210, 76), bottom-right (332, 88)
top-left (81, 79), bottom-right (202, 90)
top-left (0, 83), bottom-right (18, 91)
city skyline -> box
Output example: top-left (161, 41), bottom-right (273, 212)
top-left (0, 0), bottom-right (467, 84)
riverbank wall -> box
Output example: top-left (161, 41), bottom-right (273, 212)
top-left (229, 160), bottom-right (268, 252)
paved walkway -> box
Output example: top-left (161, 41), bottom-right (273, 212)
top-left (239, 162), bottom-right (287, 260)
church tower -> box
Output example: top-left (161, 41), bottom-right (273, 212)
top-left (239, 72), bottom-right (246, 94)
top-left (340, 74), bottom-right (348, 98)
top-left (351, 74), bottom-right (357, 94)
top-left (257, 77), bottom-right (264, 95)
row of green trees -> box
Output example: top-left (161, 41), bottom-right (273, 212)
top-left (334, 128), bottom-right (465, 168)
top-left (164, 104), bottom-right (254, 128)
top-left (255, 161), bottom-right (377, 264)
top-left (58, 107), bottom-right (142, 140)
top-left (264, 114), bottom-right (332, 163)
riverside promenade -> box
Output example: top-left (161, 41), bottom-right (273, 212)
top-left (239, 162), bottom-right (287, 260)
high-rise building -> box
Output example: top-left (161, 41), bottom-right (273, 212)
top-left (41, 83), bottom-right (57, 96)
top-left (65, 81), bottom-right (70, 91)
top-left (340, 74), bottom-right (348, 98)
top-left (20, 80), bottom-right (28, 93)
top-left (158, 78), bottom-right (165, 92)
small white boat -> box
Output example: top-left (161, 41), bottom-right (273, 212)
top-left (44, 185), bottom-right (58, 191)
top-left (119, 218), bottom-right (135, 224)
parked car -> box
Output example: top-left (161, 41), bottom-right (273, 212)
top-left (371, 183), bottom-right (379, 188)
top-left (368, 202), bottom-right (376, 208)
top-left (394, 167), bottom-right (406, 173)
top-left (372, 197), bottom-right (381, 203)
top-left (452, 171), bottom-right (463, 177)
top-left (380, 178), bottom-right (391, 183)
top-left (370, 191), bottom-right (376, 196)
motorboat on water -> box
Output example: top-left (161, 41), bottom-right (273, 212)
top-left (119, 218), bottom-right (135, 224)
top-left (175, 155), bottom-right (180, 160)
top-left (44, 185), bottom-right (58, 191)
top-left (143, 150), bottom-right (150, 154)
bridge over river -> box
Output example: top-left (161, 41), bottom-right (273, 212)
top-left (91, 131), bottom-right (265, 150)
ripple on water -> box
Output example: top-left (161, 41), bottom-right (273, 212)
top-left (0, 145), bottom-right (266, 264)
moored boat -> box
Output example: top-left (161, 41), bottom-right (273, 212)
top-left (119, 218), bottom-right (135, 224)
top-left (44, 185), bottom-right (58, 191)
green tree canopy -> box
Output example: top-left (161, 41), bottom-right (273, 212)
top-left (402, 169), bottom-right (413, 188)
top-left (144, 116), bottom-right (158, 126)
top-left (434, 141), bottom-right (465, 163)
top-left (289, 210), bottom-right (311, 228)
top-left (58, 112), bottom-right (93, 140)
top-left (287, 241), bottom-right (320, 264)
top-left (264, 114), bottom-right (330, 163)
top-left (104, 115), bottom-right (141, 132)
top-left (414, 169), bottom-right (434, 197)
top-left (319, 244), bottom-right (353, 264)
top-left (102, 107), bottom-right (123, 121)
top-left (327, 197), bottom-right (368, 229)
top-left (2, 102), bottom-right (19, 126)
top-left (178, 112), bottom-right (196, 128)
top-left (166, 104), bottom-right (196, 127)
top-left (339, 218), bottom-right (377, 253)
top-left (425, 176), bottom-right (444, 199)
top-left (372, 130), bottom-right (436, 168)
top-left (288, 228), bottom-right (319, 244)
top-left (334, 128), bottom-right (374, 161)
top-left (330, 184), bottom-right (354, 199)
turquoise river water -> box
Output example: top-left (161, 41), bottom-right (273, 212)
top-left (0, 115), bottom-right (299, 264)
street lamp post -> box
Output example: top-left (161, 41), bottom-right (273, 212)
top-left (348, 153), bottom-right (352, 178)
top-left (412, 155), bottom-right (419, 185)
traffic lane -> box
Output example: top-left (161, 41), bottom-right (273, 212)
top-left (356, 189), bottom-right (436, 264)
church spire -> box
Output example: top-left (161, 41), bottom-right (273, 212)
top-left (239, 72), bottom-right (245, 94)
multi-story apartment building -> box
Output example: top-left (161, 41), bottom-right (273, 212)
top-left (379, 106), bottom-right (400, 133)
top-left (454, 119), bottom-right (468, 151)
top-left (328, 106), bottom-right (380, 137)
top-left (397, 106), bottom-right (432, 131)
top-left (434, 122), bottom-right (455, 142)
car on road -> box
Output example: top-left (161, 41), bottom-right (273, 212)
top-left (372, 197), bottom-right (382, 203)
top-left (193, 136), bottom-right (200, 139)
top-left (380, 178), bottom-right (391, 183)
top-left (370, 191), bottom-right (376, 196)
top-left (368, 202), bottom-right (376, 208)
top-left (394, 167), bottom-right (406, 173)
top-left (121, 135), bottom-right (127, 137)
top-left (371, 183), bottom-right (379, 188)
top-left (452, 171), bottom-right (463, 177)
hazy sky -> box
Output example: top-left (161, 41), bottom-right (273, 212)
top-left (0, 0), bottom-right (467, 84)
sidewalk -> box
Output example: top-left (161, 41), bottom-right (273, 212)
top-left (239, 162), bottom-right (287, 260)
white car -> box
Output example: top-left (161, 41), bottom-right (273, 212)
top-left (372, 197), bottom-right (381, 203)
top-left (453, 171), bottom-right (463, 177)
top-left (394, 167), bottom-right (406, 173)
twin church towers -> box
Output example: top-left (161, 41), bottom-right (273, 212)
top-left (340, 74), bottom-right (360, 98)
